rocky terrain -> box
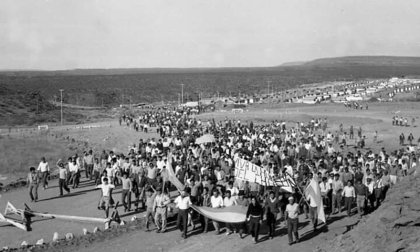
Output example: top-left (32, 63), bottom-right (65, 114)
top-left (318, 167), bottom-right (420, 252)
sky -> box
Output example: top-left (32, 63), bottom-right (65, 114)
top-left (1, 0), bottom-right (420, 70)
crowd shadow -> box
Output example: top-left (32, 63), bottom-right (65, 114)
top-left (36, 187), bottom-right (97, 202)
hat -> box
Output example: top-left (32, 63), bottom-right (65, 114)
top-left (288, 196), bottom-right (294, 201)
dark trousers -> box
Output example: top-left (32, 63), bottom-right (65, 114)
top-left (309, 206), bottom-right (318, 229)
top-left (266, 212), bottom-right (276, 237)
top-left (249, 216), bottom-right (260, 242)
top-left (287, 218), bottom-right (299, 243)
top-left (29, 183), bottom-right (38, 201)
top-left (121, 189), bottom-right (132, 211)
top-left (237, 222), bottom-right (247, 237)
top-left (344, 197), bottom-right (353, 215)
top-left (59, 178), bottom-right (70, 196)
top-left (200, 215), bottom-right (209, 232)
top-left (93, 170), bottom-right (101, 185)
top-left (72, 172), bottom-right (80, 188)
top-left (40, 171), bottom-right (48, 188)
top-left (368, 194), bottom-right (376, 212)
top-left (374, 188), bottom-right (382, 208)
top-left (177, 209), bottom-right (188, 238)
top-left (85, 164), bottom-right (94, 179)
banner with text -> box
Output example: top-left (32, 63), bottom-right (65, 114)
top-left (234, 158), bottom-right (293, 191)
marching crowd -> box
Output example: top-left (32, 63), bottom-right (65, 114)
top-left (27, 107), bottom-right (419, 245)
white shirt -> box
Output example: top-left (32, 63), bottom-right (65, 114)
top-left (319, 182), bottom-right (331, 194)
top-left (211, 195), bottom-right (224, 208)
top-left (223, 197), bottom-right (237, 207)
top-left (227, 187), bottom-right (239, 198)
top-left (306, 194), bottom-right (317, 207)
top-left (175, 195), bottom-right (192, 210)
top-left (286, 203), bottom-right (299, 219)
top-left (342, 186), bottom-right (355, 197)
top-left (96, 183), bottom-right (115, 197)
top-left (156, 160), bottom-right (165, 170)
top-left (69, 163), bottom-right (79, 173)
top-left (38, 162), bottom-right (50, 172)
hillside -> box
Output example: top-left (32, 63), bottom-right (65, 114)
top-left (318, 169), bottom-right (420, 252)
top-left (1, 55), bottom-right (420, 110)
top-left (305, 56), bottom-right (420, 67)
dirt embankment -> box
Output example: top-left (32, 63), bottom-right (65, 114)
top-left (317, 170), bottom-right (420, 252)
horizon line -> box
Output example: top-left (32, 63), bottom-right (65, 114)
top-left (1, 54), bottom-right (420, 72)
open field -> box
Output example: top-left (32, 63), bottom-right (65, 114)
top-left (0, 102), bottom-right (419, 251)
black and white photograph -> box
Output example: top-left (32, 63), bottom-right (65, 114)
top-left (0, 0), bottom-right (420, 251)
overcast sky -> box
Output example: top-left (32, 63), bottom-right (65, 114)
top-left (1, 0), bottom-right (420, 70)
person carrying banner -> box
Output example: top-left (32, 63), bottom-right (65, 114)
top-left (223, 190), bottom-right (237, 235)
top-left (210, 189), bottom-right (224, 234)
top-left (264, 190), bottom-right (280, 239)
top-left (246, 196), bottom-right (263, 244)
top-left (199, 187), bottom-right (212, 233)
top-left (306, 186), bottom-right (318, 231)
top-left (236, 191), bottom-right (249, 238)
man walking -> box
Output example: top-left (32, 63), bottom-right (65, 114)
top-left (56, 159), bottom-right (70, 196)
top-left (354, 180), bottom-right (367, 216)
top-left (175, 188), bottom-right (193, 239)
top-left (27, 167), bottom-right (39, 202)
top-left (154, 187), bottom-right (170, 233)
top-left (37, 157), bottom-right (50, 190)
top-left (285, 196), bottom-right (299, 245)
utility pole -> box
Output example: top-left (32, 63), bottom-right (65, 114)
top-left (181, 83), bottom-right (184, 104)
top-left (178, 93), bottom-right (180, 106)
top-left (267, 80), bottom-right (272, 104)
top-left (59, 89), bottom-right (64, 125)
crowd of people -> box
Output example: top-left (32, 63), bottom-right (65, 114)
top-left (392, 116), bottom-right (415, 127)
top-left (343, 101), bottom-right (368, 110)
top-left (26, 106), bottom-right (419, 246)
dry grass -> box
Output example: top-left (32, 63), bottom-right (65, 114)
top-left (0, 134), bottom-right (70, 176)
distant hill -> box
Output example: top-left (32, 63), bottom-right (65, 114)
top-left (280, 61), bottom-right (306, 67)
top-left (1, 55), bottom-right (420, 76)
top-left (1, 55), bottom-right (420, 113)
top-left (304, 56), bottom-right (420, 67)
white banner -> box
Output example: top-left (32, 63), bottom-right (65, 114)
top-left (234, 158), bottom-right (292, 189)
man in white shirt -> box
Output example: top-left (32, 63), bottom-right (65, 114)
top-left (331, 174), bottom-right (344, 214)
top-left (68, 157), bottom-right (80, 189)
top-left (174, 189), bottom-right (192, 239)
top-left (96, 177), bottom-right (115, 218)
top-left (342, 181), bottom-right (356, 216)
top-left (285, 196), bottom-right (299, 245)
top-left (156, 156), bottom-right (166, 171)
top-left (306, 190), bottom-right (318, 231)
top-left (319, 176), bottom-right (331, 212)
top-left (37, 157), bottom-right (50, 190)
top-left (210, 190), bottom-right (224, 234)
top-left (154, 187), bottom-right (171, 233)
top-left (223, 191), bottom-right (237, 235)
